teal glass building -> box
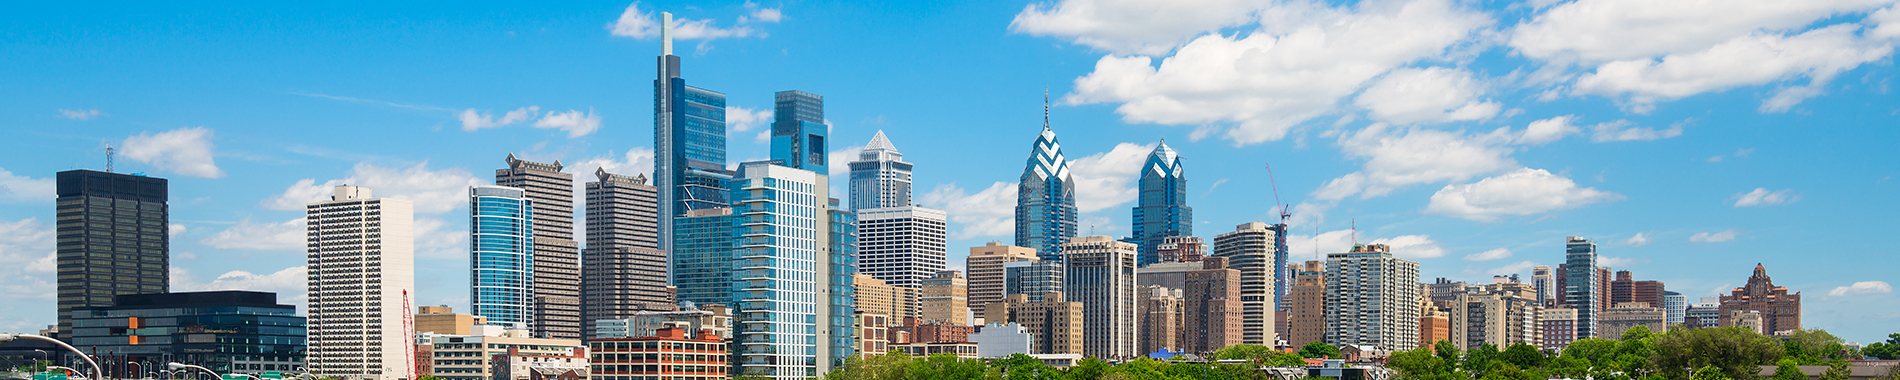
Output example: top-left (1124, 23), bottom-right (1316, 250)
top-left (470, 185), bottom-right (534, 330)
top-left (1014, 121), bottom-right (1078, 261)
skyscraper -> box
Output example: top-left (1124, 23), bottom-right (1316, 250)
top-left (855, 207), bottom-right (947, 288)
top-left (1132, 141), bottom-right (1191, 266)
top-left (1532, 265), bottom-right (1555, 306)
top-left (653, 12), bottom-right (730, 253)
top-left (965, 243), bottom-right (1037, 312)
top-left (1288, 261), bottom-right (1326, 349)
top-left (1560, 236), bottom-right (1603, 340)
top-left (469, 185), bottom-right (534, 330)
top-left (847, 130), bottom-right (912, 211)
top-left (1324, 244), bottom-right (1421, 351)
top-left (1212, 222), bottom-right (1279, 345)
top-left (1015, 96), bottom-right (1077, 260)
top-left (581, 168), bottom-right (672, 338)
top-left (1717, 264), bottom-right (1802, 334)
top-left (1061, 236), bottom-right (1138, 359)
top-left (1137, 286), bottom-right (1183, 355)
top-left (672, 208), bottom-right (732, 307)
top-left (824, 205), bottom-right (858, 370)
top-left (772, 90), bottom-right (828, 173)
top-left (306, 185), bottom-right (414, 380)
top-left (729, 161), bottom-right (853, 378)
top-left (54, 169), bottom-right (169, 334)
top-left (496, 154), bottom-right (581, 339)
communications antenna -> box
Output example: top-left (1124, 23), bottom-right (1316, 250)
top-left (105, 146), bottom-right (115, 173)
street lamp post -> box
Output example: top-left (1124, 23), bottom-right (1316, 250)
top-left (0, 334), bottom-right (102, 380)
top-left (166, 363), bottom-right (218, 380)
top-left (127, 361), bottom-right (145, 380)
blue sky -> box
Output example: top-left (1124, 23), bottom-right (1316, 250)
top-left (2, 0), bottom-right (1896, 343)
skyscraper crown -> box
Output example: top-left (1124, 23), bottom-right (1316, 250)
top-left (1144, 141), bottom-right (1183, 179)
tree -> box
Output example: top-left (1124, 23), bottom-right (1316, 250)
top-left (1500, 343), bottom-right (1547, 369)
top-left (1213, 344), bottom-right (1274, 362)
top-left (1865, 333), bottom-right (1900, 360)
top-left (1301, 342), bottom-right (1342, 359)
top-left (1436, 340), bottom-right (1462, 365)
top-left (1389, 346), bottom-right (1465, 380)
top-left (1783, 329), bottom-right (1847, 364)
top-left (1818, 362), bottom-right (1851, 380)
top-left (993, 354), bottom-right (1059, 380)
top-left (1693, 366), bottom-right (1735, 380)
top-left (1652, 326), bottom-right (1784, 380)
top-left (1771, 359), bottom-right (1805, 380)
top-left (1464, 343), bottom-right (1501, 377)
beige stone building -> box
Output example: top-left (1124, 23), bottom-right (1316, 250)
top-left (984, 293), bottom-right (1084, 355)
top-left (855, 274), bottom-right (919, 320)
top-left (1061, 236), bottom-right (1140, 359)
top-left (1288, 260), bottom-right (1327, 349)
top-left (1138, 285), bottom-right (1183, 355)
top-left (417, 306), bottom-right (488, 336)
top-left (428, 330), bottom-right (587, 380)
top-left (1182, 257), bottom-right (1243, 354)
top-left (966, 243), bottom-right (1038, 312)
top-left (1450, 281), bottom-right (1543, 349)
top-left (1600, 302), bottom-right (1668, 339)
top-left (921, 270), bottom-right (970, 325)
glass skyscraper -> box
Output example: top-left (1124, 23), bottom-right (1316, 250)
top-left (1014, 99), bottom-right (1077, 261)
top-left (1132, 141), bottom-right (1191, 266)
top-left (847, 130), bottom-right (912, 211)
top-left (824, 207), bottom-right (857, 369)
top-left (729, 162), bottom-right (836, 379)
top-left (671, 208), bottom-right (733, 307)
top-left (470, 185), bottom-right (534, 330)
top-left (1563, 236), bottom-right (1601, 339)
top-left (654, 12), bottom-right (729, 253)
top-left (771, 90), bottom-right (828, 173)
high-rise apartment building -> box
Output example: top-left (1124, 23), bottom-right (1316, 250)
top-left (1324, 244), bottom-right (1421, 351)
top-left (581, 169), bottom-right (672, 338)
top-left (495, 155), bottom-right (581, 339)
top-left (729, 161), bottom-right (853, 378)
top-left (854, 274), bottom-right (919, 320)
top-left (1213, 222), bottom-right (1279, 345)
top-left (1610, 270), bottom-right (1665, 309)
top-left (849, 131), bottom-right (912, 211)
top-left (856, 207), bottom-right (947, 288)
top-left (966, 243), bottom-right (1037, 311)
top-left (825, 206), bottom-right (859, 369)
top-left (1005, 260), bottom-right (1065, 303)
top-left (54, 169), bottom-right (169, 334)
top-left (469, 185), bottom-right (534, 330)
top-left (983, 293), bottom-right (1084, 355)
top-left (1288, 261), bottom-right (1326, 349)
top-left (1137, 286), bottom-right (1183, 355)
top-left (920, 271), bottom-right (969, 325)
top-left (1014, 98), bottom-right (1077, 260)
top-left (1532, 266), bottom-right (1555, 306)
top-left (1717, 264), bottom-right (1801, 334)
top-left (306, 185), bottom-right (415, 380)
top-left (653, 12), bottom-right (731, 253)
top-left (1131, 141), bottom-right (1191, 266)
top-left (1662, 291), bottom-right (1686, 326)
top-left (1539, 308), bottom-right (1577, 351)
top-left (1559, 236), bottom-right (1602, 340)
top-left (672, 208), bottom-right (732, 307)
top-left (1061, 236), bottom-right (1139, 359)
top-left (1182, 257), bottom-right (1243, 354)
top-left (1450, 281), bottom-right (1543, 350)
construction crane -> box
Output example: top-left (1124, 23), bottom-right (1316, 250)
top-left (1265, 163), bottom-right (1291, 222)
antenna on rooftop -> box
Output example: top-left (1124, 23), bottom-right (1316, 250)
top-left (105, 146), bottom-right (114, 173)
top-left (1351, 219), bottom-right (1357, 246)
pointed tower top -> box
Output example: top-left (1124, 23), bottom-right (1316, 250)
top-left (865, 130), bottom-right (897, 152)
top-left (1043, 87), bottom-right (1051, 131)
top-left (662, 12), bottom-right (674, 56)
top-left (1754, 263), bottom-right (1767, 277)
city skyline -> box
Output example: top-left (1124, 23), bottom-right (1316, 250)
top-left (1, 0), bottom-right (1897, 344)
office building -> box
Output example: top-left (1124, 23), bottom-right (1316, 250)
top-left (1131, 141), bottom-right (1191, 266)
top-left (921, 271), bottom-right (969, 325)
top-left (966, 243), bottom-right (1038, 311)
top-left (1610, 270), bottom-right (1666, 310)
top-left (495, 155), bottom-right (582, 339)
top-left (1685, 297), bottom-right (1721, 329)
top-left (306, 185), bottom-right (415, 380)
top-left (970, 323), bottom-right (1035, 358)
top-left (1288, 260), bottom-right (1326, 349)
top-left (728, 161), bottom-right (854, 378)
top-left (592, 303), bottom-right (732, 340)
top-left (428, 330), bottom-right (585, 380)
top-left (1540, 308), bottom-right (1578, 351)
top-left (55, 169), bottom-right (169, 334)
top-left (469, 185), bottom-right (535, 331)
top-left (983, 293), bottom-right (1085, 355)
top-left (1600, 302), bottom-right (1667, 339)
top-left (672, 208), bottom-right (733, 307)
top-left (1155, 236), bottom-right (1206, 263)
top-left (1718, 264), bottom-right (1802, 334)
top-left (1559, 236), bottom-right (1603, 340)
top-left (771, 90), bottom-right (829, 173)
top-left (653, 12), bottom-right (731, 253)
top-left (856, 206), bottom-right (948, 288)
top-left (416, 306), bottom-right (488, 336)
top-left (1061, 236), bottom-right (1139, 359)
top-left (1324, 244), bottom-right (1421, 351)
top-left (854, 274), bottom-right (919, 320)
top-left (1213, 222), bottom-right (1280, 345)
top-left (1004, 260), bottom-right (1065, 303)
top-left (590, 327), bottom-right (724, 380)
top-left (1532, 266), bottom-right (1555, 306)
top-left (1137, 286), bottom-right (1183, 355)
top-left (1182, 257), bottom-right (1244, 354)
top-left (68, 291), bottom-right (305, 375)
top-left (1014, 97), bottom-right (1078, 260)
top-left (1449, 281), bottom-right (1543, 350)
top-left (582, 169), bottom-right (672, 338)
top-left (848, 130), bottom-right (913, 211)
top-left (1663, 291), bottom-right (1686, 326)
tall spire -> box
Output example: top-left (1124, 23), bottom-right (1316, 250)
top-left (662, 12), bottom-right (674, 56)
top-left (1043, 86), bottom-right (1050, 131)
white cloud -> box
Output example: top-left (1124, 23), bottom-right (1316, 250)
top-left (1287, 229), bottom-right (1355, 260)
top-left (1063, 0), bottom-right (1491, 145)
top-left (1517, 115), bottom-right (1581, 145)
top-left (743, 2), bottom-right (784, 23)
top-left (1201, 178), bottom-right (1230, 198)
top-left (1508, 0), bottom-right (1893, 63)
top-left (1829, 281), bottom-right (1894, 296)
top-left (1372, 234), bottom-right (1448, 259)
top-left (1009, 0), bottom-right (1266, 56)
top-left (1354, 67), bottom-right (1501, 125)
top-left (608, 3), bottom-right (761, 40)
top-left (1067, 142), bottom-right (1156, 213)
top-left (1625, 232), bottom-right (1651, 247)
top-left (1571, 25), bottom-right (1893, 112)
top-left (1733, 187), bottom-right (1799, 207)
top-left (172, 266), bottom-right (309, 311)
top-left (827, 145), bottom-right (865, 199)
top-left (1314, 124), bottom-right (1518, 200)
top-left (262, 162), bottom-right (481, 214)
top-left (1689, 229), bottom-right (1743, 242)
top-left (199, 217), bottom-right (306, 251)
top-left (0, 168), bottom-right (56, 203)
top-left (121, 127), bottom-right (225, 178)
top-left (1599, 256), bottom-right (1643, 268)
top-left (1486, 260), bottom-right (1540, 276)
top-left (0, 218), bottom-right (56, 304)
top-left (1464, 248), bottom-right (1514, 261)
top-left (1589, 120), bottom-right (1684, 142)
top-left (459, 106), bottom-right (539, 131)
top-left (1287, 229), bottom-right (1445, 260)
top-left (727, 106), bottom-right (773, 134)
top-left (918, 182), bottom-right (1018, 239)
top-left (414, 217), bottom-right (466, 260)
top-left (608, 3), bottom-right (662, 38)
top-left (169, 223), bottom-right (187, 238)
top-left (533, 108), bottom-right (602, 138)
top-left (1426, 168), bottom-right (1622, 222)
top-left (59, 109), bottom-right (104, 120)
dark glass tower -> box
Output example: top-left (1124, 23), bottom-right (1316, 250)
top-left (1562, 236), bottom-right (1601, 339)
top-left (55, 169), bottom-right (168, 336)
top-left (771, 90), bottom-right (828, 173)
top-left (1014, 97), bottom-right (1077, 261)
top-left (1132, 141), bottom-right (1191, 266)
top-left (654, 12), bottom-right (729, 254)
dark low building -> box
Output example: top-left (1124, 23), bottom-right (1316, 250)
top-left (68, 291), bottom-right (306, 377)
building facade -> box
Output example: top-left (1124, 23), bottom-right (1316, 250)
top-left (1539, 308), bottom-right (1578, 351)
top-left (428, 331), bottom-right (585, 380)
top-left (306, 185), bottom-right (415, 380)
top-left (1717, 264), bottom-right (1801, 334)
top-left (470, 185), bottom-right (535, 331)
top-left (1182, 257), bottom-right (1244, 354)
top-left (496, 155), bottom-right (582, 339)
top-left (1288, 260), bottom-right (1327, 349)
top-left (1213, 222), bottom-right (1280, 346)
top-left (728, 161), bottom-right (853, 378)
top-left (1131, 141), bottom-right (1191, 266)
top-left (847, 130), bottom-right (912, 211)
top-left (1324, 244), bottom-right (1421, 351)
top-left (592, 303), bottom-right (731, 340)
top-left (853, 274), bottom-right (919, 321)
top-left (581, 169), bottom-right (672, 338)
top-left (653, 12), bottom-right (730, 254)
top-left (672, 208), bottom-right (733, 307)
top-left (970, 323), bottom-right (1035, 358)
top-left (1449, 282), bottom-right (1543, 350)
top-left (1685, 297), bottom-right (1721, 329)
top-left (1600, 302), bottom-right (1667, 339)
top-left (55, 169), bottom-right (169, 334)
top-left (855, 206), bottom-right (948, 288)
top-left (69, 291), bottom-right (305, 375)
top-left (966, 243), bottom-right (1037, 312)
top-left (771, 90), bottom-right (829, 173)
top-left (983, 293), bottom-right (1084, 355)
top-left (588, 328), bottom-right (726, 380)
top-left (1663, 291), bottom-right (1686, 327)
top-left (1061, 236), bottom-right (1139, 359)
top-left (920, 271), bottom-right (969, 325)
top-left (1532, 266), bottom-right (1555, 306)
top-left (1559, 236), bottom-right (1603, 340)
top-left (1014, 105), bottom-right (1078, 260)
top-left (1004, 260), bottom-right (1064, 303)
top-left (1137, 286), bottom-right (1183, 355)
top-left (1155, 236), bottom-right (1206, 263)
top-left (1421, 305), bottom-right (1450, 348)
top-left (1610, 270), bottom-right (1666, 311)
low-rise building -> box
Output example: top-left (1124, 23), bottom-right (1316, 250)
top-left (591, 303), bottom-right (731, 340)
top-left (68, 291), bottom-right (306, 376)
top-left (587, 327), bottom-right (727, 380)
top-left (429, 330), bottom-right (587, 380)
top-left (418, 306), bottom-right (489, 335)
top-left (969, 323), bottom-right (1034, 358)
top-left (983, 292), bottom-right (1084, 355)
top-left (895, 342), bottom-right (979, 359)
top-left (854, 312), bottom-right (892, 358)
top-left (1600, 302), bottom-right (1667, 339)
